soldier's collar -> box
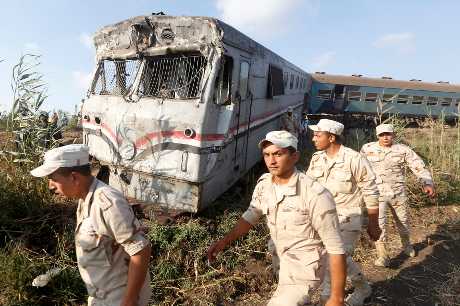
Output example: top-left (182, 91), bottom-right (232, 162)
top-left (270, 169), bottom-right (299, 196)
top-left (82, 178), bottom-right (98, 207)
top-left (324, 145), bottom-right (345, 163)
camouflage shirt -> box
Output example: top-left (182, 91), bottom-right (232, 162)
top-left (360, 142), bottom-right (434, 196)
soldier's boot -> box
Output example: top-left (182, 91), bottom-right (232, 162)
top-left (374, 242), bottom-right (390, 267)
top-left (401, 234), bottom-right (416, 257)
top-left (345, 274), bottom-right (372, 306)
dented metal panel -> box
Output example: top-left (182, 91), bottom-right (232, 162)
top-left (82, 15), bottom-right (310, 212)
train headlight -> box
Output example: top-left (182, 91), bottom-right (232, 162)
top-left (184, 128), bottom-right (196, 138)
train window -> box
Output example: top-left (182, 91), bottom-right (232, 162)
top-left (318, 89), bottom-right (332, 100)
top-left (348, 91), bottom-right (362, 101)
top-left (427, 96), bottom-right (438, 106)
top-left (93, 59), bottom-right (141, 96)
top-left (441, 97), bottom-right (452, 106)
top-left (397, 95), bottom-right (408, 104)
top-left (411, 96), bottom-right (424, 104)
top-left (266, 64), bottom-right (284, 98)
top-left (383, 94), bottom-right (396, 103)
top-left (290, 74), bottom-right (294, 90)
top-left (214, 56), bottom-right (233, 105)
top-left (139, 54), bottom-right (207, 99)
top-left (239, 61), bottom-right (250, 98)
top-left (296, 76), bottom-right (299, 89)
top-left (283, 72), bottom-right (288, 88)
top-left (365, 93), bottom-right (378, 102)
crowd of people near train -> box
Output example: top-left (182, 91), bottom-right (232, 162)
top-left (29, 108), bottom-right (435, 306)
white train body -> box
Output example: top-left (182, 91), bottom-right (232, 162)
top-left (82, 15), bottom-right (310, 212)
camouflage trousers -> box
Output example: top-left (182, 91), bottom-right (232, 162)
top-left (267, 241), bottom-right (326, 306)
top-left (377, 193), bottom-right (410, 242)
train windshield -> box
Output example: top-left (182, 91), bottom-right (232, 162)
top-left (139, 53), bottom-right (207, 99)
top-left (92, 59), bottom-right (142, 96)
top-left (91, 53), bottom-right (207, 100)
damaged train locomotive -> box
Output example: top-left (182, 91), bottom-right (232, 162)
top-left (81, 14), bottom-right (309, 212)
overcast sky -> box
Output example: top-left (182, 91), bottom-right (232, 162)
top-left (0, 0), bottom-right (459, 112)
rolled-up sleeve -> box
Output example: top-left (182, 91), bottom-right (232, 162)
top-left (242, 183), bottom-right (265, 225)
top-left (310, 190), bottom-right (345, 255)
top-left (353, 155), bottom-right (379, 209)
top-left (97, 190), bottom-right (150, 256)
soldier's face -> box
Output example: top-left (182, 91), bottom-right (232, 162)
top-left (378, 132), bottom-right (394, 147)
top-left (48, 171), bottom-right (79, 198)
top-left (312, 131), bottom-right (333, 150)
top-left (262, 144), bottom-right (298, 178)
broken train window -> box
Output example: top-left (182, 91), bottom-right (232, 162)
top-left (139, 53), bottom-right (207, 99)
top-left (266, 64), bottom-right (284, 98)
top-left (214, 56), bottom-right (233, 105)
top-left (92, 59), bottom-right (141, 96)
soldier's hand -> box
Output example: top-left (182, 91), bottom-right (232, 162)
top-left (207, 239), bottom-right (227, 262)
top-left (367, 224), bottom-right (382, 241)
top-left (423, 185), bottom-right (435, 198)
top-left (367, 211), bottom-right (381, 241)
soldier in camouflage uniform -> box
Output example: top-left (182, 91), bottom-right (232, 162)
top-left (281, 106), bottom-right (299, 138)
top-left (208, 131), bottom-right (347, 306)
top-left (361, 124), bottom-right (435, 267)
top-left (307, 119), bottom-right (381, 306)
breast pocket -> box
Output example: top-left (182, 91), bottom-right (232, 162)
top-left (388, 153), bottom-right (405, 171)
top-left (309, 168), bottom-right (324, 181)
top-left (331, 170), bottom-right (353, 193)
top-left (284, 208), bottom-right (313, 238)
top-left (76, 219), bottom-right (111, 268)
top-left (366, 155), bottom-right (382, 163)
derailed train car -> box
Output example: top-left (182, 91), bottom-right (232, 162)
top-left (309, 73), bottom-right (460, 123)
top-left (81, 15), bottom-right (309, 212)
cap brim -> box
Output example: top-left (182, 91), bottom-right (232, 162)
top-left (308, 125), bottom-right (320, 131)
top-left (30, 164), bottom-right (60, 177)
top-left (258, 139), bottom-right (272, 149)
top-left (376, 130), bottom-right (394, 135)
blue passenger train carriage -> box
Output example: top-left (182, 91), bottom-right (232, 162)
top-left (309, 73), bottom-right (460, 123)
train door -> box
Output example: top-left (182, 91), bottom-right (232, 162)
top-left (232, 57), bottom-right (251, 173)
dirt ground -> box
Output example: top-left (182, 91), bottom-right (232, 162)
top-left (231, 203), bottom-right (460, 306)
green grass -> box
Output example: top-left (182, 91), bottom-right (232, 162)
top-left (0, 117), bottom-right (458, 305)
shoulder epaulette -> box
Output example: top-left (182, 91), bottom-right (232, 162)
top-left (257, 173), bottom-right (270, 183)
top-left (97, 189), bottom-right (114, 210)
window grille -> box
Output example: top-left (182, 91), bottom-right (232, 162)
top-left (139, 54), bottom-right (207, 99)
top-left (93, 59), bottom-right (141, 96)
